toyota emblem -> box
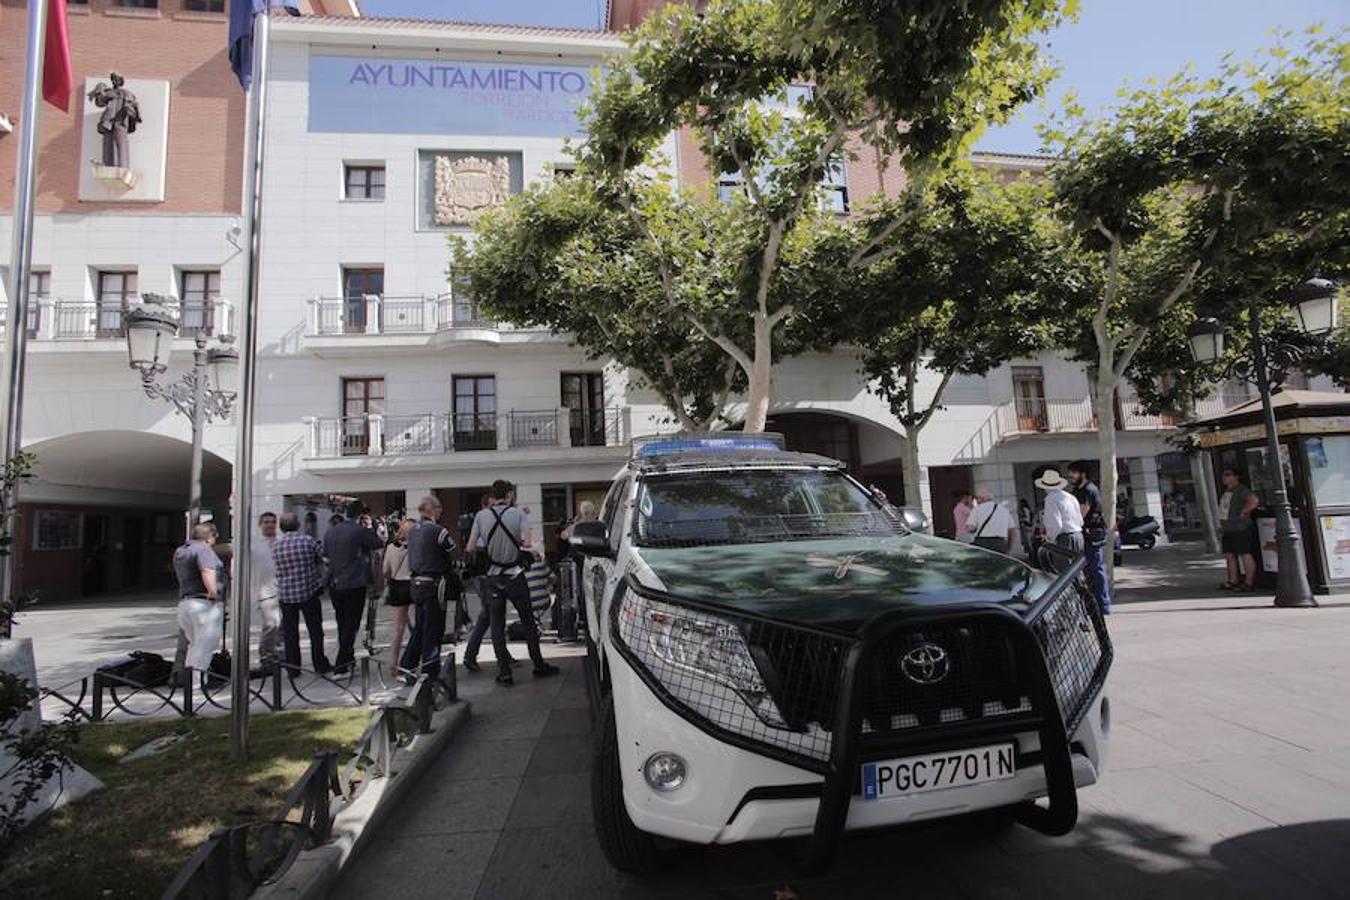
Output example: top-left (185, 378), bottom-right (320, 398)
top-left (901, 643), bottom-right (950, 685)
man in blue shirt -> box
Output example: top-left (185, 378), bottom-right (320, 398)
top-left (324, 507), bottom-right (383, 673)
top-left (274, 512), bottom-right (332, 674)
top-left (1068, 460), bottom-right (1112, 615)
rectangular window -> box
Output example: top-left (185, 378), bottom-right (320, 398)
top-left (344, 163), bottom-right (386, 200)
top-left (452, 376), bottom-right (497, 451)
top-left (341, 266), bottom-right (383, 334)
top-left (182, 0), bottom-right (224, 11)
top-left (339, 377), bottom-right (384, 456)
top-left (26, 270), bottom-right (48, 337)
top-left (1011, 366), bottom-right (1047, 432)
top-left (562, 372), bottom-right (607, 447)
top-left (717, 174), bottom-right (746, 203)
top-left (35, 510), bottom-right (82, 551)
top-left (822, 156), bottom-right (849, 214)
top-left (551, 162), bottom-right (577, 181)
top-left (96, 270), bottom-right (136, 337)
top-left (117, 0), bottom-right (158, 8)
top-left (179, 269), bottom-right (219, 336)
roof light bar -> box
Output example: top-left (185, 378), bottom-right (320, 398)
top-left (630, 432), bottom-right (786, 459)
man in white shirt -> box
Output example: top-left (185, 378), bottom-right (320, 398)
top-left (968, 488), bottom-right (1018, 554)
top-left (1036, 470), bottom-right (1085, 563)
top-left (251, 511), bottom-right (282, 675)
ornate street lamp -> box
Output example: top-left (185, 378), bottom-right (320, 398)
top-left (1187, 278), bottom-right (1339, 608)
top-left (124, 293), bottom-right (237, 539)
top-left (1288, 276), bottom-right (1339, 336)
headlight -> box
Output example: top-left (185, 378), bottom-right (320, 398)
top-left (618, 589), bottom-right (789, 729)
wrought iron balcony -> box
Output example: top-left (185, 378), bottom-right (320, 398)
top-left (307, 293), bottom-right (501, 337)
top-left (0, 297), bottom-right (234, 342)
top-left (305, 407), bottom-right (630, 460)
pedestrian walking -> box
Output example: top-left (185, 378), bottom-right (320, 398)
top-left (383, 519), bottom-right (414, 674)
top-left (462, 493), bottom-right (511, 670)
top-left (251, 511), bottom-right (283, 675)
top-left (273, 512), bottom-right (332, 675)
top-left (466, 480), bottom-right (560, 686)
top-left (1068, 460), bottom-right (1112, 614)
top-left (969, 488), bottom-right (1018, 554)
top-left (1217, 467), bottom-right (1259, 591)
top-left (952, 490), bottom-right (975, 542)
top-left (1035, 469), bottom-right (1084, 567)
top-left (172, 523), bottom-right (225, 678)
top-left (323, 507), bottom-right (383, 673)
top-left (401, 495), bottom-right (457, 681)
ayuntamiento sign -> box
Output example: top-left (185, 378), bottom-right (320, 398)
top-left (307, 55), bottom-right (595, 138)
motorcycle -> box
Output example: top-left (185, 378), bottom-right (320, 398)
top-left (1118, 514), bottom-right (1161, 550)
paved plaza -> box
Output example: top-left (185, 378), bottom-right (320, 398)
top-left (334, 588), bottom-right (1350, 900)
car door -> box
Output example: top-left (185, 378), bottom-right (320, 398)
top-left (587, 476), bottom-right (630, 639)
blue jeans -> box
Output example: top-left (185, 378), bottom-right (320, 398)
top-left (1084, 541), bottom-right (1111, 613)
top-left (401, 577), bottom-right (446, 678)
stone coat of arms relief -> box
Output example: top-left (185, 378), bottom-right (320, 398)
top-left (433, 155), bottom-right (511, 225)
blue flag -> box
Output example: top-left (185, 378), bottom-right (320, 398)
top-left (229, 0), bottom-right (299, 90)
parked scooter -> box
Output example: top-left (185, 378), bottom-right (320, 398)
top-left (1118, 514), bottom-right (1161, 550)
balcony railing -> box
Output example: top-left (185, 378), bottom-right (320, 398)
top-left (308, 293), bottom-right (501, 337)
top-left (305, 407), bottom-right (631, 459)
top-left (998, 394), bottom-right (1244, 438)
top-left (0, 297), bottom-right (234, 342)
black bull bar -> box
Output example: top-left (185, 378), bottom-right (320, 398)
top-left (803, 553), bottom-right (1088, 872)
top-left (615, 549), bottom-right (1101, 874)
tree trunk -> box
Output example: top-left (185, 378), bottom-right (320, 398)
top-left (743, 316), bottom-right (773, 432)
top-left (1190, 450), bottom-right (1220, 553)
top-left (902, 423), bottom-right (924, 509)
top-left (1093, 377), bottom-right (1119, 587)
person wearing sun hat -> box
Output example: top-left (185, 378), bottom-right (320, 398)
top-left (1035, 468), bottom-right (1085, 557)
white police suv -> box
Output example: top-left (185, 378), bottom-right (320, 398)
top-left (567, 434), bottom-right (1112, 873)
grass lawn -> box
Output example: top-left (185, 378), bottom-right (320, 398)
top-left (1, 707), bottom-right (372, 900)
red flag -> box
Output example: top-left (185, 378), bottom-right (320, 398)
top-left (42, 0), bottom-right (72, 112)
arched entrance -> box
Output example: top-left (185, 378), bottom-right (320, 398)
top-left (762, 410), bottom-right (908, 503)
top-left (17, 431), bottom-right (232, 599)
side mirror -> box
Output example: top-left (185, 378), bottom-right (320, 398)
top-left (568, 519), bottom-right (610, 556)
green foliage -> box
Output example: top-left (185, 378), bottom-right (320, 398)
top-left (1042, 31), bottom-right (1350, 383)
top-left (0, 452), bottom-right (37, 635)
top-left (0, 672), bottom-right (77, 850)
top-left (458, 0), bottom-right (1070, 429)
top-left (847, 168), bottom-right (1060, 428)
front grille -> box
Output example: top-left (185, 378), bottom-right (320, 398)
top-left (616, 574), bottom-right (1111, 773)
top-left (857, 623), bottom-right (1034, 735)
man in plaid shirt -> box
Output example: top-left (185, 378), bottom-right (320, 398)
top-left (273, 512), bottom-right (332, 674)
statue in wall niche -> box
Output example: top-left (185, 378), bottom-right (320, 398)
top-left (87, 73), bottom-right (141, 170)
top-left (433, 155), bottom-right (511, 226)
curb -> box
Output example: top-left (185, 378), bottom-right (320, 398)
top-left (253, 699), bottom-right (472, 900)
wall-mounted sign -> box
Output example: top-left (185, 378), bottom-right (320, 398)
top-left (1256, 516), bottom-right (1304, 573)
top-left (308, 55), bottom-right (595, 138)
top-left (1320, 515), bottom-right (1350, 581)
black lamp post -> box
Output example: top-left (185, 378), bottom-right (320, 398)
top-left (1186, 277), bottom-right (1338, 608)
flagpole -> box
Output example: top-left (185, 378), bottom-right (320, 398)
top-left (230, 8), bottom-right (272, 760)
top-left (0, 0), bottom-right (50, 629)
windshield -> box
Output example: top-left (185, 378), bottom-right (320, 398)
top-left (633, 467), bottom-right (904, 547)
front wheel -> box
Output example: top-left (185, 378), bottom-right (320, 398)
top-left (592, 698), bottom-right (665, 875)
top-left (1137, 535), bottom-right (1156, 550)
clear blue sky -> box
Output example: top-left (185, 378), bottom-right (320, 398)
top-left (359, 0), bottom-right (608, 29)
top-left (358, 0), bottom-right (1346, 153)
